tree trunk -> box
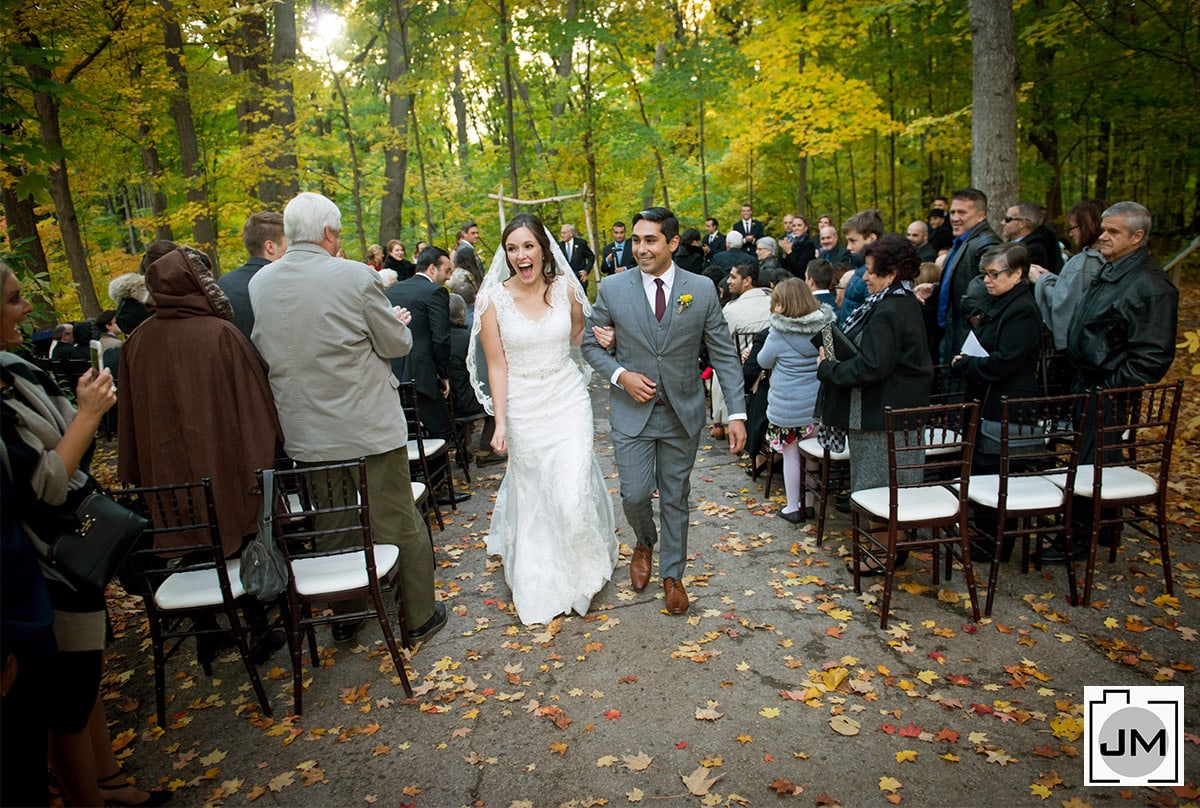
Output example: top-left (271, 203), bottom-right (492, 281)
top-left (329, 63), bottom-right (367, 260)
top-left (1094, 118), bottom-right (1111, 201)
top-left (550, 0), bottom-right (577, 121)
top-left (129, 61), bottom-right (174, 241)
top-left (379, 0), bottom-right (412, 243)
top-left (499, 0), bottom-right (520, 201)
top-left (0, 173), bottom-right (54, 328)
top-left (410, 106), bottom-right (434, 241)
top-left (452, 62), bottom-right (470, 166)
top-left (25, 56), bottom-right (102, 317)
top-left (160, 0), bottom-right (220, 272)
top-left (1027, 0), bottom-right (1062, 224)
top-left (265, 0), bottom-right (299, 206)
top-left (969, 0), bottom-right (1019, 223)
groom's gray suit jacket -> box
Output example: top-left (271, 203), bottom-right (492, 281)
top-left (582, 265), bottom-right (746, 436)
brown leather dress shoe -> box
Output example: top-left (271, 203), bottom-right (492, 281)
top-left (710, 424), bottom-right (726, 439)
top-left (663, 577), bottom-right (689, 614)
top-left (630, 544), bottom-right (652, 591)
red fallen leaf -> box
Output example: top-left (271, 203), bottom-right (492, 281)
top-left (676, 741), bottom-right (688, 749)
top-left (898, 723), bottom-right (922, 738)
top-left (961, 623), bottom-right (978, 634)
top-left (826, 626), bottom-right (843, 638)
top-left (935, 728), bottom-right (959, 743)
top-left (946, 674), bottom-right (971, 686)
top-left (604, 709), bottom-right (621, 721)
top-left (763, 754), bottom-right (774, 762)
top-left (1185, 733), bottom-right (1200, 746)
top-left (618, 675), bottom-right (638, 684)
top-left (971, 703), bottom-right (994, 716)
top-left (880, 723), bottom-right (897, 735)
top-left (481, 688), bottom-right (496, 697)
top-left (814, 795), bottom-right (842, 807)
top-left (1171, 784), bottom-right (1200, 799)
top-left (928, 652), bottom-right (946, 663)
top-left (1032, 744), bottom-right (1060, 758)
top-left (937, 698), bottom-right (964, 710)
top-left (483, 598), bottom-right (498, 606)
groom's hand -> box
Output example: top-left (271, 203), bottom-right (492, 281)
top-left (727, 419), bottom-right (747, 454)
top-left (618, 371), bottom-right (657, 403)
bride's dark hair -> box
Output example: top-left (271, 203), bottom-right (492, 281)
top-left (501, 213), bottom-right (559, 300)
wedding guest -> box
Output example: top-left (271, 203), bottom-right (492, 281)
top-left (816, 234), bottom-right (933, 575)
top-left (384, 239), bottom-right (416, 281)
top-left (756, 278), bottom-right (833, 524)
top-left (1, 261), bottom-right (169, 807)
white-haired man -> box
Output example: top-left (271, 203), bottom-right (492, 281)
top-left (249, 192), bottom-right (447, 644)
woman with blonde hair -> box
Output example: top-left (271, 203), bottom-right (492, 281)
top-left (756, 278), bottom-right (834, 524)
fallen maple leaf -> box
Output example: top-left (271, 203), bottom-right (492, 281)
top-left (626, 787), bottom-right (644, 803)
top-left (736, 733), bottom-right (753, 745)
top-left (596, 755), bottom-right (619, 767)
top-left (769, 778), bottom-right (803, 795)
top-left (548, 742), bottom-right (568, 756)
top-left (895, 750), bottom-right (919, 763)
top-left (267, 771), bottom-right (295, 792)
top-left (622, 752), bottom-right (653, 771)
top-left (682, 766), bottom-right (722, 796)
top-left (879, 775), bottom-right (902, 793)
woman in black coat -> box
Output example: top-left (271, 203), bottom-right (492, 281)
top-left (815, 234), bottom-right (933, 573)
top-left (950, 242), bottom-right (1044, 561)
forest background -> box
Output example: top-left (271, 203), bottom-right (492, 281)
top-left (2, 0), bottom-right (1199, 323)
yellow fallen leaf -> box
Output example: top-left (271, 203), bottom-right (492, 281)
top-left (830, 715), bottom-right (861, 736)
top-left (916, 670), bottom-right (939, 685)
top-left (623, 752), bottom-right (653, 771)
top-left (879, 775), bottom-right (902, 792)
top-left (199, 749), bottom-right (227, 766)
top-left (759, 707), bottom-right (781, 718)
top-left (895, 750), bottom-right (919, 763)
top-left (549, 742), bottom-right (568, 755)
top-left (626, 787), bottom-right (644, 803)
top-left (267, 771), bottom-right (295, 792)
top-left (736, 733), bottom-right (753, 745)
top-left (1030, 783), bottom-right (1052, 800)
top-left (596, 755), bottom-right (619, 767)
top-left (681, 766), bottom-right (722, 796)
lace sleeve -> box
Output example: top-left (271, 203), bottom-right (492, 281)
top-left (467, 285), bottom-right (496, 415)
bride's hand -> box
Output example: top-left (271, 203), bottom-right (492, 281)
top-left (592, 325), bottom-right (615, 350)
top-left (491, 424), bottom-right (507, 454)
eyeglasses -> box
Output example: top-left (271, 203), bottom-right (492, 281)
top-left (981, 266), bottom-right (1016, 280)
top-left (1001, 216), bottom-right (1027, 223)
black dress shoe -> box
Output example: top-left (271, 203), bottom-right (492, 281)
top-left (437, 490), bottom-right (472, 505)
top-left (249, 627), bottom-right (287, 664)
top-left (835, 493), bottom-right (851, 513)
top-left (779, 509), bottom-right (804, 524)
top-left (477, 453), bottom-right (506, 467)
top-left (409, 602), bottom-right (448, 642)
top-left (332, 618), bottom-right (364, 642)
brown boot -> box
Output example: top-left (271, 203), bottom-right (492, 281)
top-left (630, 544), bottom-right (652, 591)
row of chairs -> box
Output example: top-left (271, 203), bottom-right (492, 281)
top-left (114, 374), bottom-right (469, 725)
top-left (797, 380), bottom-right (1182, 628)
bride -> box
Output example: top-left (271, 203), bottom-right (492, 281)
top-left (468, 213), bottom-right (618, 625)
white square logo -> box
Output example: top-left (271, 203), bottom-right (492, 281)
top-left (1084, 686), bottom-right (1184, 786)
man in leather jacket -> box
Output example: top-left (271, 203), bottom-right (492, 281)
top-left (1066, 201), bottom-right (1178, 391)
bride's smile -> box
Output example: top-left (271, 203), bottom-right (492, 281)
top-left (505, 227), bottom-right (544, 286)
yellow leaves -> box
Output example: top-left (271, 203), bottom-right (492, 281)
top-left (695, 701), bottom-right (724, 721)
top-left (1050, 715), bottom-right (1084, 741)
top-left (915, 670), bottom-right (939, 685)
top-left (828, 715), bottom-right (860, 736)
top-left (626, 787), bottom-right (644, 803)
top-left (736, 734), bottom-right (753, 745)
top-left (759, 707), bottom-right (781, 719)
top-left (267, 771), bottom-right (294, 792)
top-left (894, 750), bottom-right (919, 763)
top-left (548, 742), bottom-right (569, 756)
top-left (878, 776), bottom-right (902, 793)
top-left (1104, 616), bottom-right (1119, 629)
top-left (198, 748), bottom-right (227, 766)
top-left (1029, 783), bottom-right (1052, 800)
top-left (596, 755), bottom-right (619, 768)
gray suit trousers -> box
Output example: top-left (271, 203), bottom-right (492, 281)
top-left (611, 402), bottom-right (702, 582)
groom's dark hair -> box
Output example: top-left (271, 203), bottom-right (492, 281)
top-left (416, 245), bottom-right (449, 273)
top-left (633, 207), bottom-right (679, 241)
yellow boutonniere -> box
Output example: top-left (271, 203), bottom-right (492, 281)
top-left (677, 294), bottom-right (693, 314)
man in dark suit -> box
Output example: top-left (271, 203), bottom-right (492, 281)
top-left (702, 217), bottom-right (725, 260)
top-left (601, 221), bottom-right (637, 275)
top-left (816, 225), bottom-right (852, 267)
top-left (731, 204), bottom-right (764, 254)
top-left (217, 211), bottom-right (286, 341)
top-left (559, 224), bottom-right (595, 289)
top-left (906, 220), bottom-right (938, 263)
top-left (935, 188), bottom-right (1000, 363)
top-left (385, 246), bottom-right (454, 441)
top-left (1002, 201), bottom-right (1050, 268)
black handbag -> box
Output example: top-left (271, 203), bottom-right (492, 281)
top-left (240, 468), bottom-right (288, 601)
top-left (48, 491), bottom-right (149, 593)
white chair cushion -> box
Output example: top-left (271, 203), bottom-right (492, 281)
top-left (1045, 465), bottom-right (1157, 500)
top-left (851, 485), bottom-right (961, 522)
top-left (407, 438), bottom-right (447, 457)
top-left (965, 475), bottom-right (1065, 511)
top-left (411, 481), bottom-right (427, 501)
top-left (155, 559), bottom-right (244, 611)
top-left (290, 544), bottom-right (401, 597)
top-left (798, 436), bottom-right (850, 462)
top-left (922, 427), bottom-right (962, 456)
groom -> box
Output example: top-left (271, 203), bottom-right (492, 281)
top-left (583, 207), bottom-right (747, 615)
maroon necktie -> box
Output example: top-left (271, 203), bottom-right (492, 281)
top-left (654, 278), bottom-right (666, 322)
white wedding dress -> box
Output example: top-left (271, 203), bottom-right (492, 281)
top-left (481, 276), bottom-right (618, 625)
